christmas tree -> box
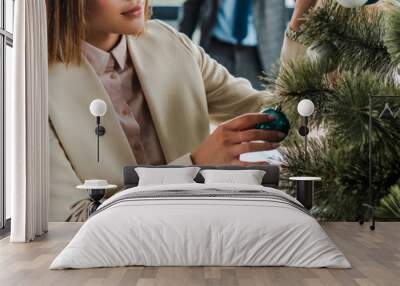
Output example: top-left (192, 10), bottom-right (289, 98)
top-left (265, 0), bottom-right (400, 220)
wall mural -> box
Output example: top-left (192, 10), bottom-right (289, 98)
top-left (46, 0), bottom-right (400, 224)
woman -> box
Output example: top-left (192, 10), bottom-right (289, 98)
top-left (47, 0), bottom-right (316, 221)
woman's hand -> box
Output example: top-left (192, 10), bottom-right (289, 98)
top-left (191, 113), bottom-right (285, 166)
top-left (290, 0), bottom-right (319, 31)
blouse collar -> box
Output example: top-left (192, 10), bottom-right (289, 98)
top-left (83, 35), bottom-right (128, 75)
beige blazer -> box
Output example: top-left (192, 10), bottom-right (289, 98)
top-left (48, 20), bottom-right (280, 221)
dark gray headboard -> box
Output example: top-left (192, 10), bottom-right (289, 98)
top-left (123, 165), bottom-right (280, 189)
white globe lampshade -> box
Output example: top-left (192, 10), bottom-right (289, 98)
top-left (90, 99), bottom-right (107, 117)
top-left (336, 0), bottom-right (368, 8)
top-left (297, 99), bottom-right (315, 117)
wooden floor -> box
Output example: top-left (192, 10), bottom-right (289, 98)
top-left (0, 222), bottom-right (399, 286)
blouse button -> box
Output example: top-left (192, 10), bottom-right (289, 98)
top-left (122, 109), bottom-right (129, 116)
top-left (110, 72), bottom-right (118, 79)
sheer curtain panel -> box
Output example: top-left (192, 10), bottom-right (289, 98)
top-left (8, 0), bottom-right (49, 242)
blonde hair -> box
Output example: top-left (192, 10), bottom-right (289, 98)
top-left (46, 0), bottom-right (151, 65)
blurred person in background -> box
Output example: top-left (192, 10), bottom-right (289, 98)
top-left (179, 0), bottom-right (287, 90)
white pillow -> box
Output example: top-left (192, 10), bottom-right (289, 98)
top-left (135, 167), bottom-right (201, 186)
top-left (200, 169), bottom-right (266, 185)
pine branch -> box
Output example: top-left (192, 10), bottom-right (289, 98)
top-left (324, 70), bottom-right (400, 153)
top-left (301, 0), bottom-right (394, 78)
top-left (269, 60), bottom-right (400, 153)
top-left (66, 198), bottom-right (90, 222)
top-left (324, 71), bottom-right (400, 149)
top-left (281, 137), bottom-right (400, 220)
top-left (377, 185), bottom-right (400, 218)
top-left (280, 138), bottom-right (362, 220)
top-left (271, 59), bottom-right (334, 127)
top-left (385, 0), bottom-right (400, 68)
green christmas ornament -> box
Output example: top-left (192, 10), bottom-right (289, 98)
top-left (256, 105), bottom-right (290, 142)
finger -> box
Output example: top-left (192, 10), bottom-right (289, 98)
top-left (233, 129), bottom-right (286, 143)
top-left (231, 160), bottom-right (270, 167)
top-left (232, 142), bottom-right (280, 156)
top-left (223, 113), bottom-right (276, 131)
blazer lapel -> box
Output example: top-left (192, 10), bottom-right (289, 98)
top-left (48, 58), bottom-right (136, 185)
top-left (126, 32), bottom-right (203, 162)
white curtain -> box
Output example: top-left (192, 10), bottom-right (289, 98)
top-left (8, 0), bottom-right (49, 242)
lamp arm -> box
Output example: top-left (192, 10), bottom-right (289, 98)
top-left (305, 117), bottom-right (309, 161)
top-left (97, 116), bottom-right (100, 162)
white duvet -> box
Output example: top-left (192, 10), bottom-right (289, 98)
top-left (50, 183), bottom-right (351, 269)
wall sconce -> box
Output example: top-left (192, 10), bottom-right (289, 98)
top-left (89, 99), bottom-right (107, 162)
top-left (297, 99), bottom-right (315, 159)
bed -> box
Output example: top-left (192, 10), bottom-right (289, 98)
top-left (50, 165), bottom-right (351, 269)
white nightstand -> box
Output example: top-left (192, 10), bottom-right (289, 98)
top-left (77, 180), bottom-right (118, 216)
top-left (289, 177), bottom-right (322, 210)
